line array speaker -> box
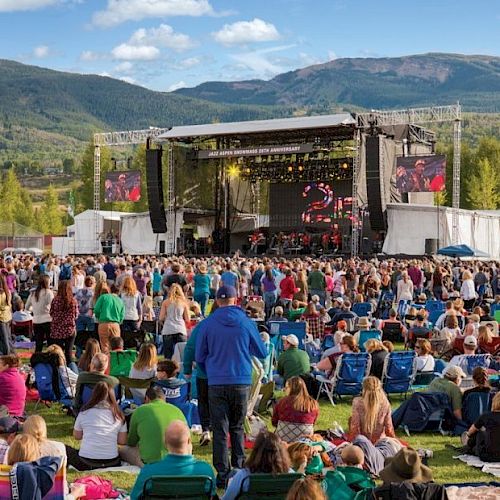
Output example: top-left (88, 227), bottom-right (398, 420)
top-left (365, 135), bottom-right (386, 231)
top-left (146, 148), bottom-right (167, 233)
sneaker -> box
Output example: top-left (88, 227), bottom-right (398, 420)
top-left (199, 431), bottom-right (211, 446)
top-left (461, 431), bottom-right (469, 446)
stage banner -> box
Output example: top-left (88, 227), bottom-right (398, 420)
top-left (198, 143), bottom-right (314, 159)
top-left (396, 154), bottom-right (446, 193)
top-left (105, 170), bottom-right (141, 202)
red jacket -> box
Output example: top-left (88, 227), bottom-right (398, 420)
top-left (280, 276), bottom-right (297, 300)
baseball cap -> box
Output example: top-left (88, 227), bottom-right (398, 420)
top-left (464, 335), bottom-right (478, 347)
top-left (283, 334), bottom-right (299, 347)
top-left (216, 285), bottom-right (237, 300)
top-left (0, 417), bottom-right (21, 434)
top-left (443, 365), bottom-right (466, 379)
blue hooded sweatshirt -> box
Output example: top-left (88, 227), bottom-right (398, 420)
top-left (195, 305), bottom-right (267, 386)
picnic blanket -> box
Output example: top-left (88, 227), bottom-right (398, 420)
top-left (447, 485), bottom-right (500, 500)
top-left (67, 465), bottom-right (140, 474)
top-left (454, 454), bottom-right (500, 477)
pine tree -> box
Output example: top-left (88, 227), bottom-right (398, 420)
top-left (466, 158), bottom-right (500, 210)
top-left (0, 169), bottom-right (21, 222)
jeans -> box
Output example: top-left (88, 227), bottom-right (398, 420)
top-left (0, 322), bottom-right (11, 355)
top-left (163, 333), bottom-right (186, 360)
top-left (75, 315), bottom-right (94, 333)
top-left (48, 335), bottom-right (76, 365)
top-left (196, 377), bottom-right (210, 432)
top-left (209, 384), bottom-right (249, 482)
top-left (122, 320), bottom-right (140, 333)
top-left (33, 322), bottom-right (51, 352)
top-left (263, 291), bottom-right (277, 318)
top-left (433, 285), bottom-right (443, 301)
top-left (194, 293), bottom-right (210, 316)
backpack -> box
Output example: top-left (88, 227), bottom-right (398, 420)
top-left (60, 264), bottom-right (72, 280)
top-left (109, 350), bottom-right (137, 377)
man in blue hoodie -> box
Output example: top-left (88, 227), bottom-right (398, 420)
top-left (196, 285), bottom-right (267, 488)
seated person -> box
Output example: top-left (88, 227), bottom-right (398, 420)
top-left (480, 304), bottom-right (495, 322)
top-left (426, 365), bottom-right (466, 420)
top-left (406, 313), bottom-right (431, 347)
top-left (477, 324), bottom-right (496, 353)
top-left (23, 415), bottom-right (66, 463)
top-left (404, 306), bottom-right (418, 329)
top-left (153, 359), bottom-right (188, 397)
top-left (78, 338), bottom-right (101, 373)
top-left (327, 297), bottom-right (344, 323)
top-left (286, 476), bottom-right (327, 500)
top-left (288, 300), bottom-right (307, 322)
top-left (348, 376), bottom-right (395, 444)
top-left (331, 300), bottom-right (357, 330)
top-left (463, 366), bottom-right (491, 398)
top-left (463, 314), bottom-right (480, 337)
top-left (287, 439), bottom-right (329, 474)
top-left (222, 430), bottom-right (292, 500)
top-left (382, 309), bottom-right (407, 338)
top-left (463, 392), bottom-right (500, 462)
top-left (436, 314), bottom-right (461, 349)
top-left (272, 377), bottom-right (319, 443)
top-left (382, 340), bottom-right (394, 353)
top-left (0, 417), bottom-right (22, 464)
top-left (365, 339), bottom-right (388, 379)
top-left (319, 307), bottom-right (331, 324)
top-left (46, 344), bottom-right (78, 397)
top-left (449, 335), bottom-right (489, 374)
top-left (276, 335), bottom-right (310, 384)
top-left (108, 336), bottom-right (137, 377)
top-left (414, 339), bottom-right (435, 373)
top-left (11, 298), bottom-right (33, 323)
top-left (66, 381), bottom-right (127, 470)
top-left (316, 336), bottom-right (359, 376)
top-left (119, 386), bottom-right (186, 468)
top-left (434, 301), bottom-right (454, 330)
top-left (0, 355), bottom-right (26, 417)
top-left (74, 353), bottom-right (119, 410)
top-left (268, 305), bottom-right (288, 324)
top-left (129, 343), bottom-right (157, 403)
top-left (379, 448), bottom-right (433, 485)
top-left (329, 445), bottom-right (375, 491)
top-left (415, 293), bottom-right (427, 305)
top-left (130, 420), bottom-right (215, 500)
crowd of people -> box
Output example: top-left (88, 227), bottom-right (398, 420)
top-left (0, 251), bottom-right (499, 498)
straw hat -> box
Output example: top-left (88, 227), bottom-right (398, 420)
top-left (357, 317), bottom-right (370, 329)
top-left (379, 448), bottom-right (433, 484)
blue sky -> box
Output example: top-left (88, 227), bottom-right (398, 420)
top-left (0, 0), bottom-right (499, 92)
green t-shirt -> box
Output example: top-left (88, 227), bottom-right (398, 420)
top-left (277, 347), bottom-right (310, 381)
top-left (308, 270), bottom-right (326, 291)
top-left (128, 400), bottom-right (187, 464)
top-left (427, 377), bottom-right (462, 411)
top-left (288, 308), bottom-right (305, 321)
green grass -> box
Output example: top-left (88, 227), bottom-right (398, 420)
top-left (25, 393), bottom-right (493, 493)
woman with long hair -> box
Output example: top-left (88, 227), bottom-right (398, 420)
top-left (71, 264), bottom-right (85, 294)
top-left (348, 376), bottom-right (395, 443)
top-left (159, 283), bottom-right (190, 359)
top-left (66, 381), bottom-right (127, 471)
top-left (272, 376), bottom-right (319, 443)
top-left (396, 271), bottom-right (414, 318)
top-left (46, 344), bottom-right (78, 396)
top-left (49, 280), bottom-right (78, 365)
top-left (261, 266), bottom-right (277, 319)
top-left (78, 338), bottom-right (101, 372)
top-left (26, 274), bottom-right (54, 352)
top-left (120, 275), bottom-right (142, 333)
top-left (294, 269), bottom-right (308, 304)
top-left (222, 430), bottom-right (291, 499)
top-left (461, 270), bottom-right (477, 311)
top-left (0, 274), bottom-right (12, 355)
top-left (316, 335), bottom-right (360, 375)
top-left (129, 342), bottom-right (157, 403)
top-left (7, 434), bottom-right (41, 465)
top-left (23, 415), bottom-right (67, 461)
top-left (286, 476), bottom-right (327, 500)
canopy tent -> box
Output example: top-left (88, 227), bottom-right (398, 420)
top-left (437, 244), bottom-right (490, 258)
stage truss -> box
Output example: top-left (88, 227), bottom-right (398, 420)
top-left (92, 104), bottom-right (461, 257)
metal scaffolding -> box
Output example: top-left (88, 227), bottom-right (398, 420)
top-left (350, 129), bottom-right (361, 256)
top-left (166, 143), bottom-right (176, 253)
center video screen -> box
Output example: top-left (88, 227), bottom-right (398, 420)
top-left (269, 180), bottom-right (352, 229)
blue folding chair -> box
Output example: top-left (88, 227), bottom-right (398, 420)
top-left (428, 309), bottom-right (442, 327)
top-left (466, 354), bottom-right (491, 375)
top-left (269, 321), bottom-right (307, 357)
top-left (358, 330), bottom-right (382, 352)
top-left (462, 391), bottom-right (492, 426)
top-left (491, 303), bottom-right (500, 316)
top-left (352, 302), bottom-right (372, 317)
top-left (81, 383), bottom-right (121, 407)
top-left (316, 353), bottom-right (371, 406)
top-left (382, 351), bottom-right (417, 397)
top-left (425, 300), bottom-right (445, 313)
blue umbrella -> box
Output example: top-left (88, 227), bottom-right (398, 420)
top-left (437, 244), bottom-right (490, 258)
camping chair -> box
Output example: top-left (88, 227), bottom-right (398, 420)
top-left (381, 351), bottom-right (417, 397)
top-left (478, 337), bottom-right (500, 355)
top-left (452, 337), bottom-right (465, 354)
top-left (465, 354), bottom-right (491, 375)
top-left (141, 475), bottom-right (214, 500)
top-left (425, 300), bottom-right (445, 313)
top-left (462, 391), bottom-right (492, 426)
top-left (382, 322), bottom-right (403, 342)
top-left (429, 338), bottom-right (450, 357)
top-left (480, 320), bottom-right (499, 336)
top-left (427, 310), bottom-right (442, 328)
top-left (116, 377), bottom-right (154, 404)
top-left (316, 352), bottom-right (371, 406)
top-left (155, 380), bottom-right (200, 427)
top-left (358, 330), bottom-right (382, 352)
top-left (269, 321), bottom-right (307, 357)
top-left (352, 302), bottom-right (372, 317)
top-left (412, 371), bottom-right (436, 388)
top-left (11, 319), bottom-right (34, 339)
top-left (236, 473), bottom-right (304, 499)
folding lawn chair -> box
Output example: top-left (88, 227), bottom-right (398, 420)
top-left (462, 391), bottom-right (492, 426)
top-left (352, 302), bottom-right (372, 317)
top-left (381, 350), bottom-right (417, 397)
top-left (358, 330), bottom-right (382, 352)
top-left (236, 473), bottom-right (304, 499)
top-left (141, 475), bottom-right (214, 500)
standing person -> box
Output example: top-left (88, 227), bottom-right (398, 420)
top-left (461, 270), bottom-right (477, 311)
top-left (279, 269), bottom-right (297, 311)
top-left (195, 285), bottom-right (267, 488)
top-left (103, 256), bottom-right (116, 286)
top-left (49, 280), bottom-right (78, 366)
top-left (308, 263), bottom-right (326, 306)
top-left (159, 284), bottom-right (190, 360)
top-left (261, 266), bottom-right (277, 319)
top-left (431, 266), bottom-right (445, 301)
top-left (0, 274), bottom-right (12, 356)
top-left (396, 271), bottom-right (414, 318)
top-left (120, 276), bottom-right (142, 333)
top-left (74, 276), bottom-right (95, 357)
top-left (193, 264), bottom-right (211, 317)
top-left (93, 283), bottom-right (125, 354)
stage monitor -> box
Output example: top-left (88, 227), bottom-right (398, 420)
top-left (269, 180), bottom-right (352, 229)
top-left (396, 155), bottom-right (446, 193)
top-left (105, 170), bottom-right (141, 202)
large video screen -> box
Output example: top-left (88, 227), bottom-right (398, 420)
top-left (104, 170), bottom-right (141, 202)
top-left (396, 155), bottom-right (446, 193)
top-left (269, 180), bottom-right (352, 229)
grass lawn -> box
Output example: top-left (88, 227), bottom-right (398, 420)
top-left (25, 392), bottom-right (494, 494)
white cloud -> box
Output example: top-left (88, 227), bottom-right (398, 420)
top-left (327, 50), bottom-right (337, 61)
top-left (33, 45), bottom-right (50, 58)
top-left (0, 0), bottom-right (56, 12)
top-left (92, 0), bottom-right (214, 28)
top-left (111, 43), bottom-right (160, 60)
top-left (114, 61), bottom-right (134, 73)
top-left (213, 18), bottom-right (280, 46)
top-left (80, 50), bottom-right (101, 61)
top-left (175, 56), bottom-right (202, 69)
top-left (167, 80), bottom-right (186, 91)
top-left (230, 44), bottom-right (296, 78)
top-left (129, 24), bottom-right (195, 52)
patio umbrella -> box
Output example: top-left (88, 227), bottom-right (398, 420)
top-left (437, 244), bottom-right (490, 258)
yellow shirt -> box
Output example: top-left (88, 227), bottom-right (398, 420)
top-left (0, 293), bottom-right (12, 323)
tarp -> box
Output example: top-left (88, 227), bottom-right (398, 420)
top-left (383, 204), bottom-right (500, 258)
top-left (438, 244), bottom-right (489, 258)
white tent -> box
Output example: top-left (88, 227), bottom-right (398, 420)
top-left (383, 204), bottom-right (500, 258)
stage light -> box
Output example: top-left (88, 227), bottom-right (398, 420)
top-left (298, 164), bottom-right (304, 172)
top-left (287, 165), bottom-right (293, 172)
top-left (228, 165), bottom-right (240, 178)
top-left (245, 167), bottom-right (251, 174)
top-left (342, 162), bottom-right (349, 169)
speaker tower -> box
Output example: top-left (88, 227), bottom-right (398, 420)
top-left (146, 148), bottom-right (167, 233)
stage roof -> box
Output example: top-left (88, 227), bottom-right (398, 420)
top-left (158, 113), bottom-right (357, 140)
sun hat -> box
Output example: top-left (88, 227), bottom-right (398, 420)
top-left (443, 364), bottom-right (466, 380)
top-left (379, 448), bottom-right (433, 484)
top-left (357, 317), bottom-right (370, 329)
top-left (464, 335), bottom-right (478, 347)
top-left (283, 334), bottom-right (299, 347)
